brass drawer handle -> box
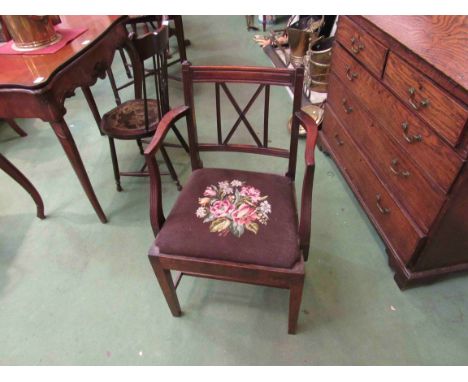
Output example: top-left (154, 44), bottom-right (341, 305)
top-left (390, 158), bottom-right (410, 178)
top-left (408, 87), bottom-right (430, 110)
top-left (334, 133), bottom-right (344, 146)
top-left (376, 193), bottom-right (390, 215)
top-left (401, 121), bottom-right (422, 143)
top-left (350, 36), bottom-right (365, 54)
top-left (342, 98), bottom-right (353, 114)
top-left (345, 66), bottom-right (358, 81)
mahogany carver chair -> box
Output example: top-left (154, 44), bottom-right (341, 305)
top-left (144, 63), bottom-right (319, 334)
top-left (88, 25), bottom-right (184, 191)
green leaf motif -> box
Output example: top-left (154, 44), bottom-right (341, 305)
top-left (209, 218), bottom-right (231, 233)
top-left (245, 222), bottom-right (259, 234)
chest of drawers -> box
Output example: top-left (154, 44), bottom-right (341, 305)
top-left (320, 16), bottom-right (468, 288)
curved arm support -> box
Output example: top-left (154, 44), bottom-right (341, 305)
top-left (295, 110), bottom-right (319, 261)
top-left (144, 105), bottom-right (190, 236)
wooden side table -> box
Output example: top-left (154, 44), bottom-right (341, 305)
top-left (0, 16), bottom-right (141, 223)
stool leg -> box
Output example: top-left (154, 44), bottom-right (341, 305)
top-left (171, 124), bottom-right (190, 153)
top-left (107, 68), bottom-right (122, 106)
top-left (119, 48), bottom-right (133, 79)
top-left (137, 139), bottom-right (145, 155)
top-left (108, 137), bottom-right (122, 192)
top-left (6, 119), bottom-right (27, 137)
top-left (160, 145), bottom-right (181, 191)
top-left (172, 16), bottom-right (187, 62)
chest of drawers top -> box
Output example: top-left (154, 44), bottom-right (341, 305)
top-left (362, 16), bottom-right (467, 94)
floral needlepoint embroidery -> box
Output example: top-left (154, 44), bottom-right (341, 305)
top-left (196, 180), bottom-right (271, 237)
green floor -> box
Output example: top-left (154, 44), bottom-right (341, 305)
top-left (0, 16), bottom-right (467, 366)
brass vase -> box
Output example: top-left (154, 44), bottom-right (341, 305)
top-left (1, 15), bottom-right (61, 51)
top-left (286, 16), bottom-right (324, 67)
top-left (305, 36), bottom-right (334, 93)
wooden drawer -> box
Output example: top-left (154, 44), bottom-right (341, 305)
top-left (330, 44), bottom-right (463, 193)
top-left (335, 16), bottom-right (388, 78)
top-left (327, 73), bottom-right (445, 233)
top-left (384, 52), bottom-right (468, 147)
top-left (322, 107), bottom-right (424, 265)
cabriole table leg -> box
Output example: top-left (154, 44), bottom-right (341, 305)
top-left (50, 118), bottom-right (107, 223)
top-left (0, 152), bottom-right (45, 219)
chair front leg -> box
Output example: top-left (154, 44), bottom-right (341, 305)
top-left (149, 256), bottom-right (182, 317)
top-left (288, 276), bottom-right (305, 334)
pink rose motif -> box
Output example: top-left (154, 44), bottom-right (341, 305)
top-left (204, 187), bottom-right (217, 197)
top-left (231, 203), bottom-right (258, 225)
top-left (239, 186), bottom-right (261, 202)
top-left (195, 179), bottom-right (271, 237)
top-left (210, 199), bottom-right (235, 218)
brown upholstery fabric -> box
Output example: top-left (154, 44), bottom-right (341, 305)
top-left (101, 99), bottom-right (160, 139)
top-left (154, 168), bottom-right (301, 268)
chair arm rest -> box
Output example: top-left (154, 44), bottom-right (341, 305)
top-left (144, 105), bottom-right (189, 237)
top-left (144, 105), bottom-right (190, 157)
top-left (295, 110), bottom-right (319, 167)
top-left (295, 110), bottom-right (319, 261)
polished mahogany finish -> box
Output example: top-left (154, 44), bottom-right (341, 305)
top-left (327, 72), bottom-right (445, 232)
top-left (384, 52), bottom-right (468, 147)
top-left (334, 16), bottom-right (388, 78)
top-left (145, 64), bottom-right (319, 333)
top-left (322, 108), bottom-right (423, 264)
top-left (321, 16), bottom-right (468, 288)
top-left (363, 16), bottom-right (468, 92)
top-left (0, 16), bottom-right (136, 222)
top-left (0, 16), bottom-right (122, 88)
top-left (330, 44), bottom-right (463, 193)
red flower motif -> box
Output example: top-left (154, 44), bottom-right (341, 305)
top-left (231, 203), bottom-right (258, 225)
top-left (210, 199), bottom-right (235, 218)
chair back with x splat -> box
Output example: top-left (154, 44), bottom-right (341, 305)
top-left (182, 63), bottom-right (305, 181)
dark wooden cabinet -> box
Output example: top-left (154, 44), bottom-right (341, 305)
top-left (321, 16), bottom-right (468, 288)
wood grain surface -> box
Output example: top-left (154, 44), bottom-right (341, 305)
top-left (364, 16), bottom-right (468, 90)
